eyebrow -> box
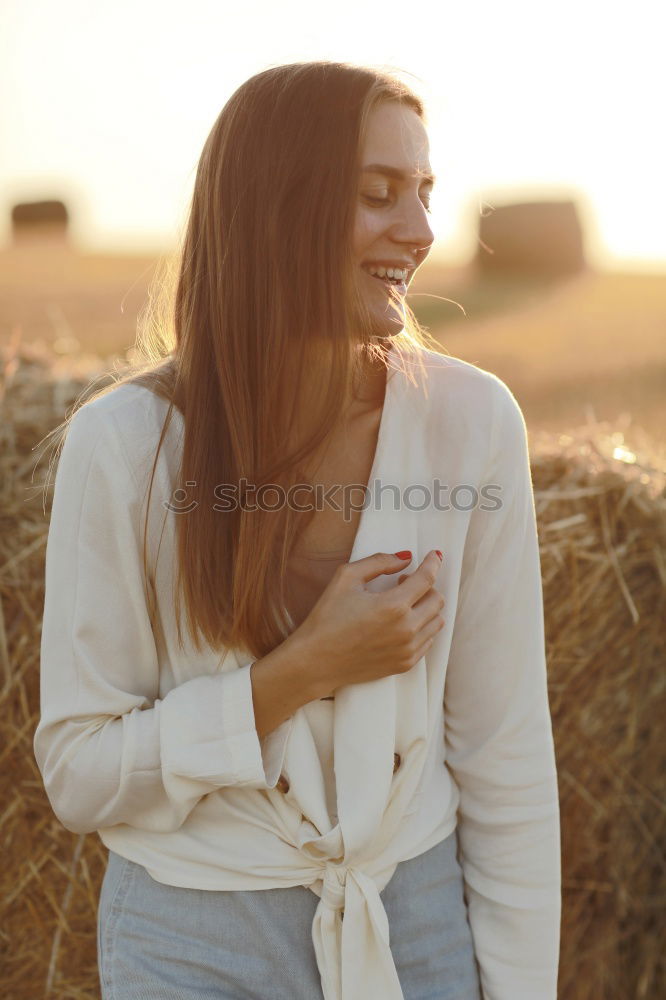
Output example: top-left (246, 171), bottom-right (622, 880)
top-left (361, 164), bottom-right (436, 185)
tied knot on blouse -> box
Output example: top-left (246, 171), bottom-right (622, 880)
top-left (319, 863), bottom-right (348, 913)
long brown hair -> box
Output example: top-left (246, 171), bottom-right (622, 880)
top-left (44, 60), bottom-right (443, 660)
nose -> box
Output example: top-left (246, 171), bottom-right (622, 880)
top-left (388, 203), bottom-right (434, 260)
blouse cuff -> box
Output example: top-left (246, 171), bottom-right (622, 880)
top-left (225, 662), bottom-right (293, 789)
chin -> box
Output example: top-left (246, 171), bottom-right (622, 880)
top-left (371, 309), bottom-right (406, 339)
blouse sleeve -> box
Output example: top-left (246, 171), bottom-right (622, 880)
top-left (33, 401), bottom-right (292, 836)
top-left (443, 379), bottom-right (561, 1000)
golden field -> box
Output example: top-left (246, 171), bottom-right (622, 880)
top-left (1, 241), bottom-right (665, 445)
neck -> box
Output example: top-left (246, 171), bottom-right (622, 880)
top-left (291, 340), bottom-right (389, 443)
top-left (351, 341), bottom-right (389, 411)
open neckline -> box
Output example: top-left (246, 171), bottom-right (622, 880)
top-left (283, 341), bottom-right (399, 626)
top-left (310, 342), bottom-right (395, 551)
top-left (345, 342), bottom-right (396, 557)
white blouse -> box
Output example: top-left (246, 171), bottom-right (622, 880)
top-left (285, 549), bottom-right (345, 825)
top-left (34, 343), bottom-right (561, 1000)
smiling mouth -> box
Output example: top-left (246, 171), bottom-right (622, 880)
top-left (362, 269), bottom-right (408, 295)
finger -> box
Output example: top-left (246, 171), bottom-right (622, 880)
top-left (413, 614), bottom-right (446, 659)
top-left (413, 634), bottom-right (436, 661)
top-left (391, 550), bottom-right (443, 608)
top-left (350, 551), bottom-right (414, 585)
top-left (412, 586), bottom-right (445, 616)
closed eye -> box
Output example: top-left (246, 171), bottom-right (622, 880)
top-left (364, 195), bottom-right (432, 215)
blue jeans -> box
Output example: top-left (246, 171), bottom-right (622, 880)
top-left (97, 826), bottom-right (482, 999)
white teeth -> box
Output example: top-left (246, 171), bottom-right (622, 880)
top-left (365, 264), bottom-right (408, 280)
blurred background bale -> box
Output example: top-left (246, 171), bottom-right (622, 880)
top-left (1, 329), bottom-right (664, 999)
top-left (474, 199), bottom-right (586, 277)
top-left (11, 200), bottom-right (70, 247)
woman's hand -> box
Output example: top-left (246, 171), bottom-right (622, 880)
top-left (293, 550), bottom-right (445, 696)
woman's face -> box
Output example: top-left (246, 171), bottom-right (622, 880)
top-left (354, 101), bottom-right (436, 340)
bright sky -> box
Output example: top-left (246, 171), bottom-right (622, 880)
top-left (2, 0), bottom-right (664, 270)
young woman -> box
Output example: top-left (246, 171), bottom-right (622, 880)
top-left (34, 61), bottom-right (561, 999)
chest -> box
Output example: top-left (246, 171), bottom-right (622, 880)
top-left (284, 406), bottom-right (382, 628)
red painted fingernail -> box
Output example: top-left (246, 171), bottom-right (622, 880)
top-left (435, 550), bottom-right (443, 560)
top-left (395, 550), bottom-right (412, 560)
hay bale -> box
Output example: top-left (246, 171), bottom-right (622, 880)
top-left (1, 338), bottom-right (664, 999)
top-left (530, 423), bottom-right (665, 998)
top-left (475, 199), bottom-right (586, 276)
top-left (11, 199), bottom-right (70, 245)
